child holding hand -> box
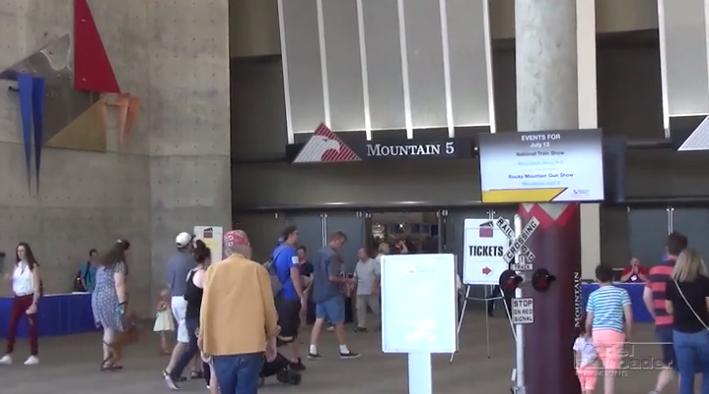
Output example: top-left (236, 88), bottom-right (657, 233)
top-left (153, 289), bottom-right (174, 355)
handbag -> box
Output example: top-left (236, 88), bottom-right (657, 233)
top-left (672, 278), bottom-right (709, 331)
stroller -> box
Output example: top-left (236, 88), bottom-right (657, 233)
top-left (258, 352), bottom-right (302, 387)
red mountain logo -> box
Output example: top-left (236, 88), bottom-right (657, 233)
top-left (293, 123), bottom-right (362, 163)
top-left (479, 221), bottom-right (494, 238)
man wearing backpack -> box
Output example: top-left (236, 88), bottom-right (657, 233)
top-left (75, 249), bottom-right (98, 292)
top-left (272, 226), bottom-right (306, 371)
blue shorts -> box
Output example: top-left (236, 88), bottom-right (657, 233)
top-left (655, 325), bottom-right (678, 371)
top-left (315, 296), bottom-right (345, 324)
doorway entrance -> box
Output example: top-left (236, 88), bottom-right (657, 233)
top-left (367, 212), bottom-right (441, 254)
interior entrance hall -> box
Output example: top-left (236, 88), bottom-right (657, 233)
top-left (233, 207), bottom-right (522, 274)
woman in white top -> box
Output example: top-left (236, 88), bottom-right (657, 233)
top-left (0, 242), bottom-right (42, 366)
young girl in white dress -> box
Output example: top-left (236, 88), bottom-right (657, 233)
top-left (154, 288), bottom-right (174, 354)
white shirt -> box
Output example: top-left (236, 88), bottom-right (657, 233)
top-left (573, 336), bottom-right (598, 368)
top-left (12, 262), bottom-right (35, 296)
top-left (354, 259), bottom-right (380, 295)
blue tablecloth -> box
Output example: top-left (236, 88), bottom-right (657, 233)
top-left (582, 283), bottom-right (653, 323)
top-left (0, 293), bottom-right (98, 338)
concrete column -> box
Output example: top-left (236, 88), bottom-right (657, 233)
top-left (515, 1), bottom-right (580, 394)
top-left (577, 0), bottom-right (601, 279)
top-left (146, 0), bottom-right (233, 295)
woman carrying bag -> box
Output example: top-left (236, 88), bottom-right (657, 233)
top-left (665, 248), bottom-right (709, 394)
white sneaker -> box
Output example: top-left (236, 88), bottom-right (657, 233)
top-left (0, 354), bottom-right (12, 365)
top-left (164, 374), bottom-right (179, 391)
top-left (23, 355), bottom-right (38, 365)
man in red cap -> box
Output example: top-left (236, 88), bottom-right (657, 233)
top-left (198, 230), bottom-right (279, 394)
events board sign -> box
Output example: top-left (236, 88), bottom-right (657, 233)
top-left (381, 254), bottom-right (457, 354)
top-left (478, 129), bottom-right (604, 203)
top-left (463, 218), bottom-right (510, 285)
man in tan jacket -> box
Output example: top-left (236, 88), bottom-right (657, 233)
top-left (198, 230), bottom-right (279, 394)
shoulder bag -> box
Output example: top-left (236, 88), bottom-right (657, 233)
top-left (672, 278), bottom-right (709, 331)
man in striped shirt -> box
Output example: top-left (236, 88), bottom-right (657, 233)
top-left (643, 231), bottom-right (688, 394)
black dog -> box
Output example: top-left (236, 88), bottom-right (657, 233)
top-left (258, 353), bottom-right (302, 387)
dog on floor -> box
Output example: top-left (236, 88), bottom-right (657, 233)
top-left (101, 312), bottom-right (140, 369)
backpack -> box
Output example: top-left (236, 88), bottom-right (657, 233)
top-left (265, 250), bottom-right (285, 296)
top-left (73, 262), bottom-right (90, 292)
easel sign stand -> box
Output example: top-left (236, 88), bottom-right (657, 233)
top-left (381, 253), bottom-right (458, 394)
top-left (452, 283), bottom-right (505, 362)
top-left (451, 212), bottom-right (535, 363)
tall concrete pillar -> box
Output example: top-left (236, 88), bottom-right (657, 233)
top-left (146, 0), bottom-right (233, 291)
top-left (514, 1), bottom-right (580, 394)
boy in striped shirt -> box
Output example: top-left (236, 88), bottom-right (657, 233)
top-left (643, 232), bottom-right (688, 394)
top-left (586, 264), bottom-right (633, 394)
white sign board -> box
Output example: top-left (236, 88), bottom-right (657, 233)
top-left (381, 254), bottom-right (457, 354)
top-left (511, 298), bottom-right (534, 324)
top-left (193, 226), bottom-right (224, 261)
top-left (463, 218), bottom-right (510, 285)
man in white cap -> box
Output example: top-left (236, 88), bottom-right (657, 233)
top-left (199, 229), bottom-right (278, 394)
top-left (164, 232), bottom-right (197, 379)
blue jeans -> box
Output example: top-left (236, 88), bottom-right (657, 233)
top-left (673, 330), bottom-right (709, 394)
top-left (212, 353), bottom-right (264, 394)
top-left (315, 296), bottom-right (345, 324)
top-left (170, 317), bottom-right (210, 384)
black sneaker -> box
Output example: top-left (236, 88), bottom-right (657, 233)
top-left (339, 351), bottom-right (360, 359)
top-left (354, 327), bottom-right (368, 333)
top-left (290, 358), bottom-right (306, 371)
top-left (307, 353), bottom-right (322, 360)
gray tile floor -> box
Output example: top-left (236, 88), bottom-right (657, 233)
top-left (1, 313), bottom-right (676, 394)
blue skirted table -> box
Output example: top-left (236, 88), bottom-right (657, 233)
top-left (0, 293), bottom-right (98, 338)
top-left (581, 283), bottom-right (653, 323)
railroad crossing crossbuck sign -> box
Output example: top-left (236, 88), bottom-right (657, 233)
top-left (495, 217), bottom-right (539, 270)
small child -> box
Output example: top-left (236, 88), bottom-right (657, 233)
top-left (574, 315), bottom-right (599, 394)
top-left (153, 289), bottom-right (174, 354)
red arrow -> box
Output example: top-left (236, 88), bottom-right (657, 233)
top-left (482, 266), bottom-right (492, 275)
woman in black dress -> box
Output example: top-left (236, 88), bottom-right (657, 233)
top-left (164, 240), bottom-right (211, 390)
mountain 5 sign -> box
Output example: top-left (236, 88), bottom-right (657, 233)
top-left (292, 123), bottom-right (473, 163)
top-left (366, 141), bottom-right (456, 158)
top-left (364, 139), bottom-right (470, 159)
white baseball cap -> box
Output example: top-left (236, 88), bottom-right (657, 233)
top-left (175, 232), bottom-right (194, 248)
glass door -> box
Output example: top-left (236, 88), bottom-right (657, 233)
top-left (285, 213), bottom-right (326, 259)
top-left (323, 212), bottom-right (365, 274)
top-left (233, 212), bottom-right (286, 262)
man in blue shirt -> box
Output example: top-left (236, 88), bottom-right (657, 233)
top-left (308, 231), bottom-right (359, 359)
top-left (272, 226), bottom-right (306, 371)
top-left (79, 249), bottom-right (99, 292)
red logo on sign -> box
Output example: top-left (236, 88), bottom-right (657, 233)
top-left (479, 221), bottom-right (494, 238)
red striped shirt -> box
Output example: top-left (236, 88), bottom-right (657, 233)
top-left (645, 261), bottom-right (675, 326)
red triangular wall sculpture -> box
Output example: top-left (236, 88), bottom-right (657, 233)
top-left (73, 0), bottom-right (121, 93)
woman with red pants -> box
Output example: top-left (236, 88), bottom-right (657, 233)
top-left (0, 242), bottom-right (42, 366)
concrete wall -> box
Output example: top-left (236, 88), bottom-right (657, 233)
top-left (0, 1), bottom-right (151, 312)
top-left (144, 0), bottom-right (232, 297)
top-left (232, 44), bottom-right (676, 209)
top-left (0, 0), bottom-right (231, 316)
top-left (229, 0), bottom-right (659, 57)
